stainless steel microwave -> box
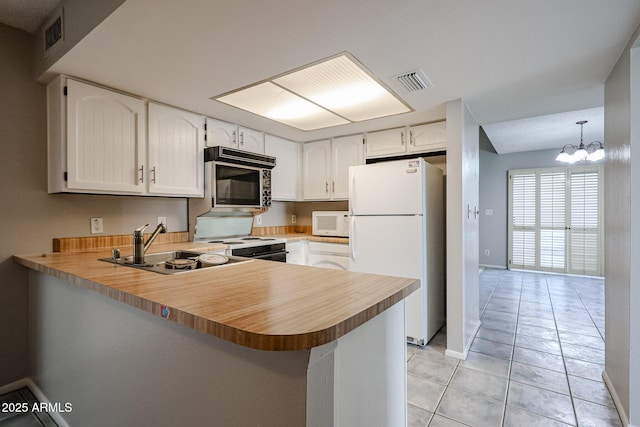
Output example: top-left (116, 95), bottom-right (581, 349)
top-left (204, 146), bottom-right (276, 213)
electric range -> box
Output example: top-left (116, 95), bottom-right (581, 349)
top-left (198, 236), bottom-right (287, 262)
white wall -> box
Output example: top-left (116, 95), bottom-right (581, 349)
top-left (603, 22), bottom-right (640, 427)
top-left (445, 99), bottom-right (480, 359)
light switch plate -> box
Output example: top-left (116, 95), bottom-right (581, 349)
top-left (91, 217), bottom-right (104, 234)
top-left (157, 216), bottom-right (167, 226)
top-left (255, 215), bottom-right (263, 226)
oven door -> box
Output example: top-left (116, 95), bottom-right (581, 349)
top-left (213, 162), bottom-right (262, 208)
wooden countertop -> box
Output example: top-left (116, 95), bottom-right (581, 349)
top-left (14, 242), bottom-right (417, 351)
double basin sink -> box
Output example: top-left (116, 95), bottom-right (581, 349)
top-left (99, 250), bottom-right (251, 275)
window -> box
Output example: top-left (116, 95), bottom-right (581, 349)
top-left (508, 166), bottom-right (603, 276)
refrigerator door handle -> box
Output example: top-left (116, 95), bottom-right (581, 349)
top-left (350, 174), bottom-right (356, 215)
top-left (350, 216), bottom-right (356, 261)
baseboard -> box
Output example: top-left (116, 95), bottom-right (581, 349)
top-left (445, 320), bottom-right (481, 361)
top-left (0, 377), bottom-right (70, 427)
top-left (479, 264), bottom-right (507, 270)
top-left (602, 369), bottom-right (630, 427)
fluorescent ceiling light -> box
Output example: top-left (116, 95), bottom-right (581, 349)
top-left (213, 53), bottom-right (412, 131)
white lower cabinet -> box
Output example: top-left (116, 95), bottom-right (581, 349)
top-left (307, 242), bottom-right (349, 271)
top-left (286, 240), bottom-right (307, 265)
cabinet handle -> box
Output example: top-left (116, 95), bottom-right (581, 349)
top-left (139, 165), bottom-right (144, 183)
top-left (401, 131), bottom-right (405, 145)
top-left (332, 181), bottom-right (335, 192)
top-left (410, 131), bottom-right (414, 145)
top-left (151, 166), bottom-right (157, 183)
top-left (240, 131), bottom-right (244, 145)
top-left (326, 182), bottom-right (329, 193)
top-left (232, 130), bottom-right (237, 146)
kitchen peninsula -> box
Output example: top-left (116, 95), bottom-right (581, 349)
top-left (14, 242), bottom-right (418, 427)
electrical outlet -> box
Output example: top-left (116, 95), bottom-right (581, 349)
top-left (255, 215), bottom-right (263, 226)
top-left (291, 215), bottom-right (297, 224)
top-left (484, 249), bottom-right (490, 256)
top-left (485, 209), bottom-right (493, 216)
top-left (91, 217), bottom-right (104, 234)
top-left (157, 216), bottom-right (167, 226)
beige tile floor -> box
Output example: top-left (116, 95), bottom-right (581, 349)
top-left (407, 269), bottom-right (622, 427)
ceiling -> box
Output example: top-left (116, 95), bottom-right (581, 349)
top-left (0, 0), bottom-right (59, 33)
top-left (4, 0), bottom-right (640, 153)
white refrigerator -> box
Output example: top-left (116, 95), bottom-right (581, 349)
top-left (349, 158), bottom-right (445, 345)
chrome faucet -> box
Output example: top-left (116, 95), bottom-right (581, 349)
top-left (133, 223), bottom-right (167, 264)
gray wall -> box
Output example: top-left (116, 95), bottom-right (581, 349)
top-left (0, 23), bottom-right (187, 387)
top-left (602, 21), bottom-right (640, 425)
top-left (479, 147), bottom-right (563, 268)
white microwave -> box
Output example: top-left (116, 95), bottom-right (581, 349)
top-left (312, 211), bottom-right (350, 237)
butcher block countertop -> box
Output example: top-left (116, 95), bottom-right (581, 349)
top-left (13, 242), bottom-right (417, 351)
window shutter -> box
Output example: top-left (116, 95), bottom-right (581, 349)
top-left (511, 173), bottom-right (536, 268)
top-left (539, 172), bottom-right (566, 271)
top-left (569, 171), bottom-right (600, 275)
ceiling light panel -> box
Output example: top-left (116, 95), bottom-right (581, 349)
top-left (274, 55), bottom-right (411, 122)
top-left (216, 82), bottom-right (349, 131)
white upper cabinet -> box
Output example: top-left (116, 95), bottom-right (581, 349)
top-left (147, 103), bottom-right (205, 197)
top-left (237, 127), bottom-right (264, 153)
top-left (365, 127), bottom-right (406, 158)
top-left (408, 121), bottom-right (447, 153)
top-left (51, 78), bottom-right (146, 194)
top-left (365, 122), bottom-right (446, 159)
top-left (205, 118), bottom-right (264, 154)
top-left (264, 134), bottom-right (301, 201)
top-left (48, 77), bottom-right (204, 197)
top-left (303, 140), bottom-right (332, 200)
top-left (331, 135), bottom-right (364, 199)
top-left (304, 136), bottom-right (364, 200)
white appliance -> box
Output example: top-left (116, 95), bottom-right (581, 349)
top-left (307, 241), bottom-right (349, 270)
top-left (312, 211), bottom-right (350, 237)
top-left (349, 158), bottom-right (444, 345)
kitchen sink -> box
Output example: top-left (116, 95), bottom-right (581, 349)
top-left (99, 250), bottom-right (251, 275)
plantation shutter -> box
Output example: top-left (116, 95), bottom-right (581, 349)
top-left (510, 172), bottom-right (536, 269)
top-left (507, 166), bottom-right (602, 276)
top-left (539, 172), bottom-right (566, 272)
top-left (568, 170), bottom-right (601, 275)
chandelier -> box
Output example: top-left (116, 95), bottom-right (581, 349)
top-left (556, 120), bottom-right (604, 163)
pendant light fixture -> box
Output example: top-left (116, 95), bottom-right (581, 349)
top-left (556, 120), bottom-right (605, 163)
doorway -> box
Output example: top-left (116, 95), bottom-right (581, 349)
top-left (508, 165), bottom-right (603, 276)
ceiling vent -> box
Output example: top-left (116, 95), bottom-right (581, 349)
top-left (44, 14), bottom-right (63, 51)
top-left (393, 69), bottom-right (432, 92)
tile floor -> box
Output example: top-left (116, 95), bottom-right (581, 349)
top-left (0, 387), bottom-right (57, 426)
top-left (407, 268), bottom-right (622, 427)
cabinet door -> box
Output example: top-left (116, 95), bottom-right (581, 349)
top-left (206, 118), bottom-right (238, 148)
top-left (66, 79), bottom-right (146, 193)
top-left (238, 127), bottom-right (264, 153)
top-left (365, 127), bottom-right (406, 158)
top-left (409, 121), bottom-right (446, 153)
top-left (303, 140), bottom-right (331, 200)
top-left (331, 135), bottom-right (364, 200)
top-left (286, 241), bottom-right (307, 265)
top-left (148, 103), bottom-right (205, 197)
top-left (264, 135), bottom-right (301, 201)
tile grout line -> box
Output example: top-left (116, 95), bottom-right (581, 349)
top-left (545, 273), bottom-right (580, 427)
top-left (500, 271), bottom-right (523, 426)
